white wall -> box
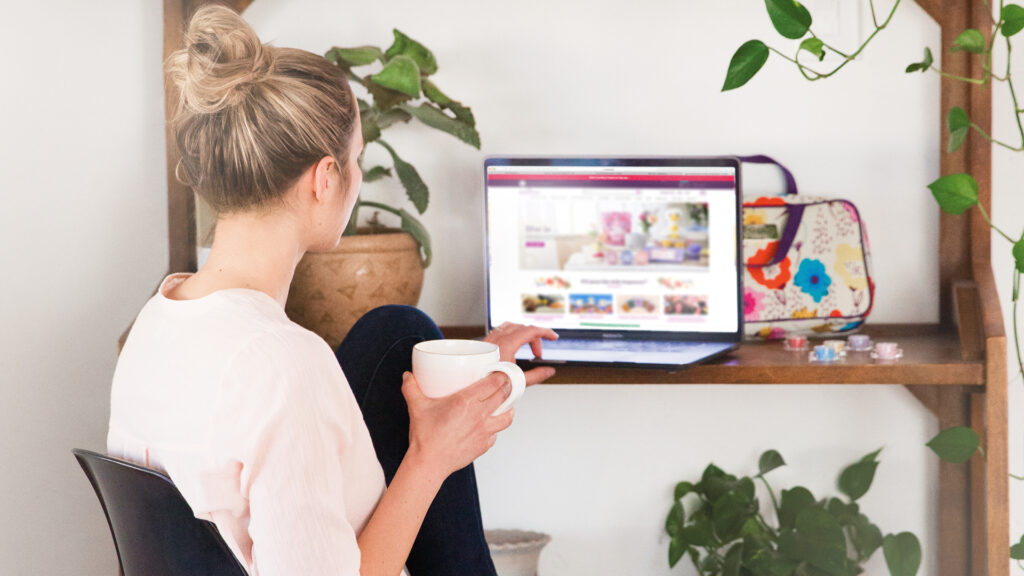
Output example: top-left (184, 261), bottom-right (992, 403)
top-left (2, 0), bottom-right (1018, 574)
top-left (0, 1), bottom-right (167, 574)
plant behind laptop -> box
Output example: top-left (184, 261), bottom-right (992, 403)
top-left (324, 30), bottom-right (481, 267)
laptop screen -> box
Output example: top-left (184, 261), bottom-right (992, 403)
top-left (484, 157), bottom-right (741, 338)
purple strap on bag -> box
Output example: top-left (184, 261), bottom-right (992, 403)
top-left (740, 155), bottom-right (802, 268)
top-left (738, 154), bottom-right (799, 195)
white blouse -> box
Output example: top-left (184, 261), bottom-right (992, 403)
top-left (108, 273), bottom-right (393, 575)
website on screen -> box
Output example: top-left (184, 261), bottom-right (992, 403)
top-left (486, 164), bottom-right (739, 333)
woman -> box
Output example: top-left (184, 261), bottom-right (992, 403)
top-left (107, 5), bottom-right (556, 575)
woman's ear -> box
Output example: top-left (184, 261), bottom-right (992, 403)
top-left (312, 155), bottom-right (337, 204)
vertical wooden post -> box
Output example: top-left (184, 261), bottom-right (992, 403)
top-left (938, 386), bottom-right (972, 576)
top-left (971, 392), bottom-right (988, 575)
top-left (163, 0), bottom-right (196, 273)
top-left (937, 0), bottom-right (974, 327)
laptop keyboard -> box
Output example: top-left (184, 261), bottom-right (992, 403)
top-left (541, 338), bottom-right (711, 352)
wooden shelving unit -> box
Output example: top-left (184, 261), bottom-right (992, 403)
top-left (161, 0), bottom-right (1010, 573)
top-left (444, 323), bottom-right (983, 386)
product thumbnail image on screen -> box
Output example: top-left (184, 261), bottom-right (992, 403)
top-left (518, 200), bottom-right (710, 272)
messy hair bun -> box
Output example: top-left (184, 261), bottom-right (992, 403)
top-left (167, 5), bottom-right (276, 114)
top-left (166, 5), bottom-right (357, 213)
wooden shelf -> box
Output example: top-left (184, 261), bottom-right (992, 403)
top-left (442, 324), bottom-right (982, 386)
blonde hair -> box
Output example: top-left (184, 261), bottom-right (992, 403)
top-left (166, 4), bottom-right (357, 213)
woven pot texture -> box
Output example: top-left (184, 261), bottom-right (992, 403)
top-left (286, 230), bottom-right (424, 349)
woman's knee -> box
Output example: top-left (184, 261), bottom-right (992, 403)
top-left (353, 305), bottom-right (442, 343)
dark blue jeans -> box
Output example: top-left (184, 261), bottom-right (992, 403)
top-left (335, 305), bottom-right (497, 576)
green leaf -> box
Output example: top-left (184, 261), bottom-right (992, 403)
top-left (377, 140), bottom-right (429, 215)
top-left (860, 447), bottom-right (883, 463)
top-left (701, 552), bottom-right (724, 574)
top-left (723, 542), bottom-right (744, 576)
top-left (1003, 4), bottom-right (1024, 37)
top-left (737, 477), bottom-right (757, 501)
top-left (1011, 535), bottom-right (1024, 559)
top-left (765, 0), bottom-right (813, 39)
top-left (371, 55), bottom-right (422, 98)
top-left (666, 500), bottom-right (686, 537)
top-left (378, 107), bottom-right (413, 130)
top-left (947, 106), bottom-right (970, 153)
top-left (396, 207), bottom-right (432, 268)
top-left (747, 548), bottom-right (799, 576)
top-left (361, 111), bottom-right (382, 144)
top-left (699, 463), bottom-right (737, 501)
top-left (356, 201), bottom-right (432, 267)
top-left (723, 40), bottom-right (770, 91)
top-left (384, 29), bottom-right (438, 75)
top-left (883, 532), bottom-right (922, 576)
top-left (400, 103), bottom-right (481, 149)
top-left (838, 459), bottom-right (879, 501)
top-left (681, 508), bottom-right (718, 547)
top-left (951, 28), bottom-right (986, 54)
top-left (825, 497), bottom-right (860, 526)
top-left (675, 481), bottom-right (696, 500)
top-left (779, 508), bottom-right (852, 576)
top-left (926, 426), bottom-right (980, 463)
top-left (362, 166), bottom-right (392, 183)
top-left (905, 47), bottom-right (934, 73)
top-left (740, 520), bottom-right (775, 566)
top-left (794, 565), bottom-right (832, 576)
top-left (687, 548), bottom-right (702, 571)
top-left (422, 79), bottom-right (476, 126)
top-left (800, 37), bottom-right (825, 61)
top-left (365, 74), bottom-right (414, 112)
top-left (712, 491), bottom-right (759, 543)
top-left (668, 535), bottom-right (687, 567)
top-left (928, 173), bottom-right (979, 215)
top-left (325, 46), bottom-right (383, 67)
top-left (758, 449), bottom-right (787, 476)
top-left (779, 487), bottom-right (815, 530)
top-left (1013, 238), bottom-right (1024, 274)
top-left (850, 513), bottom-right (884, 559)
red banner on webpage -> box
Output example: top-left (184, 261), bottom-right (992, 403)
top-left (487, 174), bottom-right (735, 182)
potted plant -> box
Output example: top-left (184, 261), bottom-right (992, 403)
top-left (285, 29), bottom-right (481, 348)
top-left (664, 449), bottom-right (921, 576)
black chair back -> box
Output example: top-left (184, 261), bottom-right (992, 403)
top-left (73, 449), bottom-right (247, 576)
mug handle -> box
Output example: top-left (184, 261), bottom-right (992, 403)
top-left (485, 361), bottom-right (526, 415)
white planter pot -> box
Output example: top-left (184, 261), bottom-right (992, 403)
top-left (486, 529), bottom-right (551, 576)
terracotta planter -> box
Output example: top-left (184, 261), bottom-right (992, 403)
top-left (286, 230), bottom-right (425, 349)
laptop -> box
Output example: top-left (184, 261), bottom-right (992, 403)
top-left (483, 156), bottom-right (743, 368)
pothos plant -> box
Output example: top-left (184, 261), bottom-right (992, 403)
top-left (665, 449), bottom-right (921, 576)
top-left (718, 0), bottom-right (1024, 566)
top-left (324, 30), bottom-right (482, 268)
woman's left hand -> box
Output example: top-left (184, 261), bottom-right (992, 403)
top-left (483, 322), bottom-right (559, 386)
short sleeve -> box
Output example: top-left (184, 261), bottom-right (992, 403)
top-left (217, 328), bottom-right (361, 576)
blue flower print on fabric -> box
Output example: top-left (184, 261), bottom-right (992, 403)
top-left (794, 259), bottom-right (832, 303)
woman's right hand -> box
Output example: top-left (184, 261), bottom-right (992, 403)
top-left (401, 371), bottom-right (515, 477)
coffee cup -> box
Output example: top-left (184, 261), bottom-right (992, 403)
top-left (412, 339), bottom-right (526, 415)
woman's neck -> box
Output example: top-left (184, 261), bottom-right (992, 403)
top-left (174, 210), bottom-right (307, 307)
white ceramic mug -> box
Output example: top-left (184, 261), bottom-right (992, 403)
top-left (412, 339), bottom-right (526, 415)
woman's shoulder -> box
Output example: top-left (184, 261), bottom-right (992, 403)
top-left (119, 281), bottom-right (346, 400)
